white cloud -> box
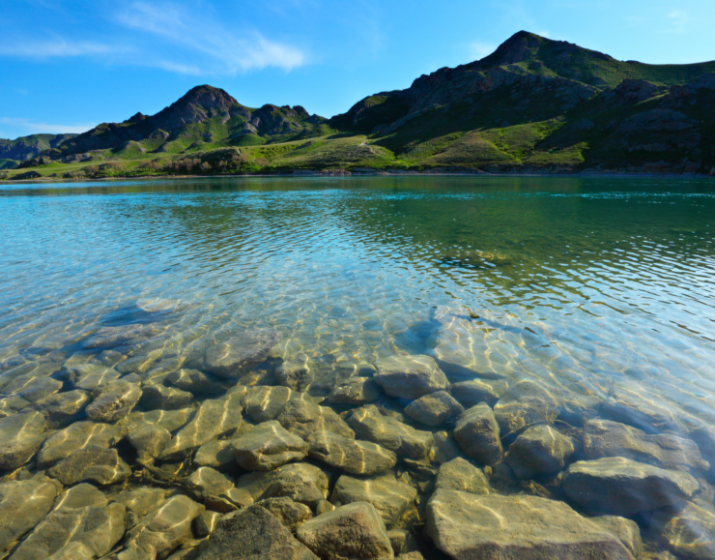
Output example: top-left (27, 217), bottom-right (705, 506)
top-left (0, 39), bottom-right (116, 58)
top-left (0, 117), bottom-right (96, 135)
top-left (468, 42), bottom-right (497, 61)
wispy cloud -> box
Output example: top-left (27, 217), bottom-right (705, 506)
top-left (0, 117), bottom-right (95, 135)
top-left (0, 39), bottom-right (117, 58)
top-left (667, 10), bottom-right (690, 33)
top-left (468, 42), bottom-right (497, 61)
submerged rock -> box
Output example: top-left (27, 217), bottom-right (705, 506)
top-left (660, 501), bottom-right (715, 560)
top-left (195, 440), bottom-right (236, 471)
top-left (166, 368), bottom-right (226, 395)
top-left (493, 380), bottom-right (560, 435)
top-left (202, 330), bottom-right (282, 378)
top-left (82, 324), bottom-right (160, 350)
top-left (276, 398), bottom-right (355, 440)
top-left (450, 379), bottom-right (505, 408)
top-left (278, 354), bottom-right (313, 392)
top-left (600, 393), bottom-right (683, 435)
top-left (242, 386), bottom-right (294, 422)
top-left (591, 516), bottom-right (643, 560)
top-left (3, 375), bottom-right (62, 403)
top-left (307, 430), bottom-right (397, 475)
top-left (0, 411), bottom-right (47, 469)
top-left (297, 502), bottom-right (394, 560)
top-left (37, 421), bottom-right (119, 468)
top-left (232, 420), bottom-right (309, 471)
top-left (331, 473), bottom-right (417, 528)
top-left (229, 463), bottom-right (329, 508)
top-left (328, 376), bottom-right (380, 405)
top-left (257, 497), bottom-right (313, 532)
top-left (53, 483), bottom-right (108, 511)
top-left (194, 510), bottom-right (222, 537)
top-left (505, 424), bottom-right (574, 479)
top-left (187, 467), bottom-right (235, 503)
top-left (404, 390), bottom-right (464, 427)
top-left (127, 421), bottom-right (172, 463)
top-left (48, 445), bottom-right (131, 486)
top-left (139, 384), bottom-right (193, 410)
top-left (346, 405), bottom-right (434, 459)
top-left (122, 408), bottom-right (193, 434)
top-left (31, 389), bottom-right (90, 424)
top-left (427, 489), bottom-right (633, 560)
top-left (86, 381), bottom-right (141, 422)
top-left (563, 457), bottom-right (699, 516)
top-left (435, 457), bottom-right (490, 495)
top-left (58, 364), bottom-right (121, 392)
top-left (374, 354), bottom-right (449, 400)
top-left (453, 403), bottom-right (503, 466)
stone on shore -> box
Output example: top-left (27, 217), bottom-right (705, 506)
top-left (374, 355), bottom-right (449, 400)
top-left (86, 381), bottom-right (141, 422)
top-left (195, 505), bottom-right (318, 560)
top-left (297, 502), bottom-right (394, 560)
top-left (48, 444), bottom-right (131, 485)
top-left (232, 420), bottom-right (309, 471)
top-left (331, 473), bottom-right (417, 528)
top-left (37, 421), bottom-right (120, 468)
top-left (139, 384), bottom-right (193, 410)
top-left (307, 430), bottom-right (397, 475)
top-left (0, 411), bottom-right (48, 469)
top-left (257, 497), bottom-right (313, 532)
top-left (506, 424), bottom-right (574, 479)
top-left (453, 403), bottom-right (503, 466)
top-left (435, 457), bottom-right (490, 495)
top-left (404, 390), bottom-right (464, 427)
top-left (426, 489), bottom-right (633, 560)
top-left (493, 380), bottom-right (560, 435)
top-left (563, 457), bottom-right (699, 516)
top-left (329, 377), bottom-right (380, 404)
top-left (202, 330), bottom-right (282, 378)
top-left (229, 463), bottom-right (329, 508)
top-left (346, 405), bottom-right (434, 459)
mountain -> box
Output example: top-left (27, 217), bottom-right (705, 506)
top-left (7, 32), bottom-right (715, 179)
top-left (0, 133), bottom-right (76, 168)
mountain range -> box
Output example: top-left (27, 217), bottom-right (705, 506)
top-left (4, 31), bottom-right (715, 179)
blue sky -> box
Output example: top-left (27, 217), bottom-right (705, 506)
top-left (1, 0), bottom-right (713, 139)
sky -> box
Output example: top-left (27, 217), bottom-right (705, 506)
top-left (1, 0), bottom-right (714, 140)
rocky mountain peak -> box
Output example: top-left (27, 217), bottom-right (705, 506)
top-left (150, 85), bottom-right (240, 130)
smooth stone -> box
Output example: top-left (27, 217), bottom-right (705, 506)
top-left (114, 487), bottom-right (168, 519)
top-left (37, 421), bottom-right (120, 469)
top-left (158, 394), bottom-right (243, 461)
top-left (591, 516), bottom-right (643, 560)
top-left (9, 502), bottom-right (126, 560)
top-left (48, 444), bottom-right (132, 486)
top-left (92, 350), bottom-right (127, 368)
top-left (0, 395), bottom-right (30, 417)
top-left (45, 542), bottom-right (94, 560)
top-left (242, 386), bottom-right (294, 422)
top-left (307, 430), bottom-right (397, 475)
top-left (139, 384), bottom-right (193, 410)
top-left (453, 403), bottom-right (503, 466)
top-left (195, 440), bottom-right (236, 471)
top-left (229, 463), bottom-right (329, 508)
top-left (53, 483), bottom-right (108, 511)
top-left (691, 426), bottom-right (715, 477)
top-left (3, 375), bottom-right (63, 403)
top-left (194, 510), bottom-right (223, 537)
top-left (195, 505), bottom-right (318, 560)
top-left (493, 380), bottom-right (560, 435)
top-left (127, 421), bottom-right (172, 463)
top-left (450, 379), bottom-right (507, 408)
top-left (328, 377), bottom-right (380, 405)
top-left (202, 330), bottom-right (283, 378)
top-left (0, 475), bottom-right (62, 554)
top-left (331, 473), bottom-right (417, 528)
top-left (346, 405), bottom-right (434, 459)
top-left (187, 467), bottom-right (235, 501)
top-left (431, 431), bottom-right (462, 464)
top-left (563, 457), bottom-right (699, 516)
top-left (276, 398), bottom-right (355, 440)
top-left (374, 354), bottom-right (449, 400)
top-left (82, 324), bottom-right (160, 349)
top-left (257, 497), bottom-right (313, 532)
top-left (278, 354), bottom-right (313, 392)
top-left (166, 369), bottom-right (226, 395)
top-left (86, 381), bottom-right (141, 422)
top-left (584, 419), bottom-right (709, 472)
top-left (232, 421), bottom-right (309, 471)
top-left (404, 390), bottom-right (464, 427)
top-left (316, 500), bottom-right (335, 515)
top-left (31, 390), bottom-right (90, 424)
top-left (0, 411), bottom-right (47, 469)
top-left (506, 424), bottom-right (574, 479)
top-left (122, 408), bottom-right (193, 434)
top-left (661, 501), bottom-right (715, 560)
top-left (427, 489), bottom-right (633, 560)
top-left (435, 457), bottom-right (490, 495)
top-left (601, 394), bottom-right (683, 434)
top-left (58, 364), bottom-right (122, 392)
top-left (117, 495), bottom-right (204, 560)
top-left (297, 502), bottom-right (394, 560)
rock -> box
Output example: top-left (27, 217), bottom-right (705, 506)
top-left (316, 500), bottom-right (335, 515)
top-left (232, 420), bottom-right (309, 471)
top-left (166, 368), bottom-right (225, 395)
top-left (122, 408), bottom-right (193, 434)
top-left (691, 426), bottom-right (715, 476)
top-left (278, 354), bottom-right (313, 392)
top-left (431, 431), bottom-right (462, 464)
top-left (9, 502), bottom-right (126, 560)
top-left (242, 386), bottom-right (294, 422)
top-left (600, 394), bottom-right (682, 434)
top-left (229, 463), bottom-right (329, 508)
top-left (0, 475), bottom-right (62, 554)
top-left (3, 375), bottom-right (62, 403)
top-left (328, 377), bottom-right (380, 404)
top-left (195, 440), bottom-right (236, 471)
top-left (397, 553), bottom-right (423, 560)
top-left (86, 381), bottom-right (141, 422)
top-left (127, 422), bottom-right (172, 463)
top-left (453, 403), bottom-right (503, 466)
top-left (276, 397), bottom-right (354, 440)
top-left (591, 516), bottom-right (643, 560)
top-left (258, 497), bottom-right (313, 531)
top-left (563, 457), bottom-right (699, 516)
top-left (194, 510), bottom-right (222, 537)
top-left (202, 330), bottom-right (282, 378)
top-left (307, 430), bottom-right (397, 475)
top-left (331, 473), bottom-right (417, 528)
top-left (37, 421), bottom-right (120, 468)
top-left (427, 489), bottom-right (633, 560)
top-left (48, 445), bottom-right (132, 485)
top-left (114, 487), bottom-right (167, 519)
top-left (404, 391), bottom-right (464, 427)
top-left (493, 380), bottom-right (560, 435)
top-left (58, 364), bottom-right (121, 392)
top-left (53, 483), bottom-right (108, 511)
top-left (346, 405), bottom-right (434, 459)
top-left (450, 379), bottom-right (505, 407)
top-left (297, 502), bottom-right (394, 560)
top-left (0, 411), bottom-right (47, 469)
top-left (660, 501), bottom-right (715, 560)
top-left (584, 419), bottom-right (708, 472)
top-left (159, 394), bottom-right (243, 461)
top-left (187, 467), bottom-right (235, 501)
top-left (435, 457), bottom-right (490, 495)
top-left (82, 324), bottom-right (159, 349)
top-left (374, 355), bottom-right (448, 400)
top-left (118, 495), bottom-right (204, 560)
top-left (505, 424), bottom-right (574, 479)
top-left (45, 542), bottom-right (94, 560)
top-left (139, 384), bottom-right (193, 410)
top-left (31, 390), bottom-right (90, 424)
top-left (195, 505), bottom-right (318, 560)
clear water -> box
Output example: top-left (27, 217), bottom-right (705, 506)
top-left (1, 176), bottom-right (714, 555)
